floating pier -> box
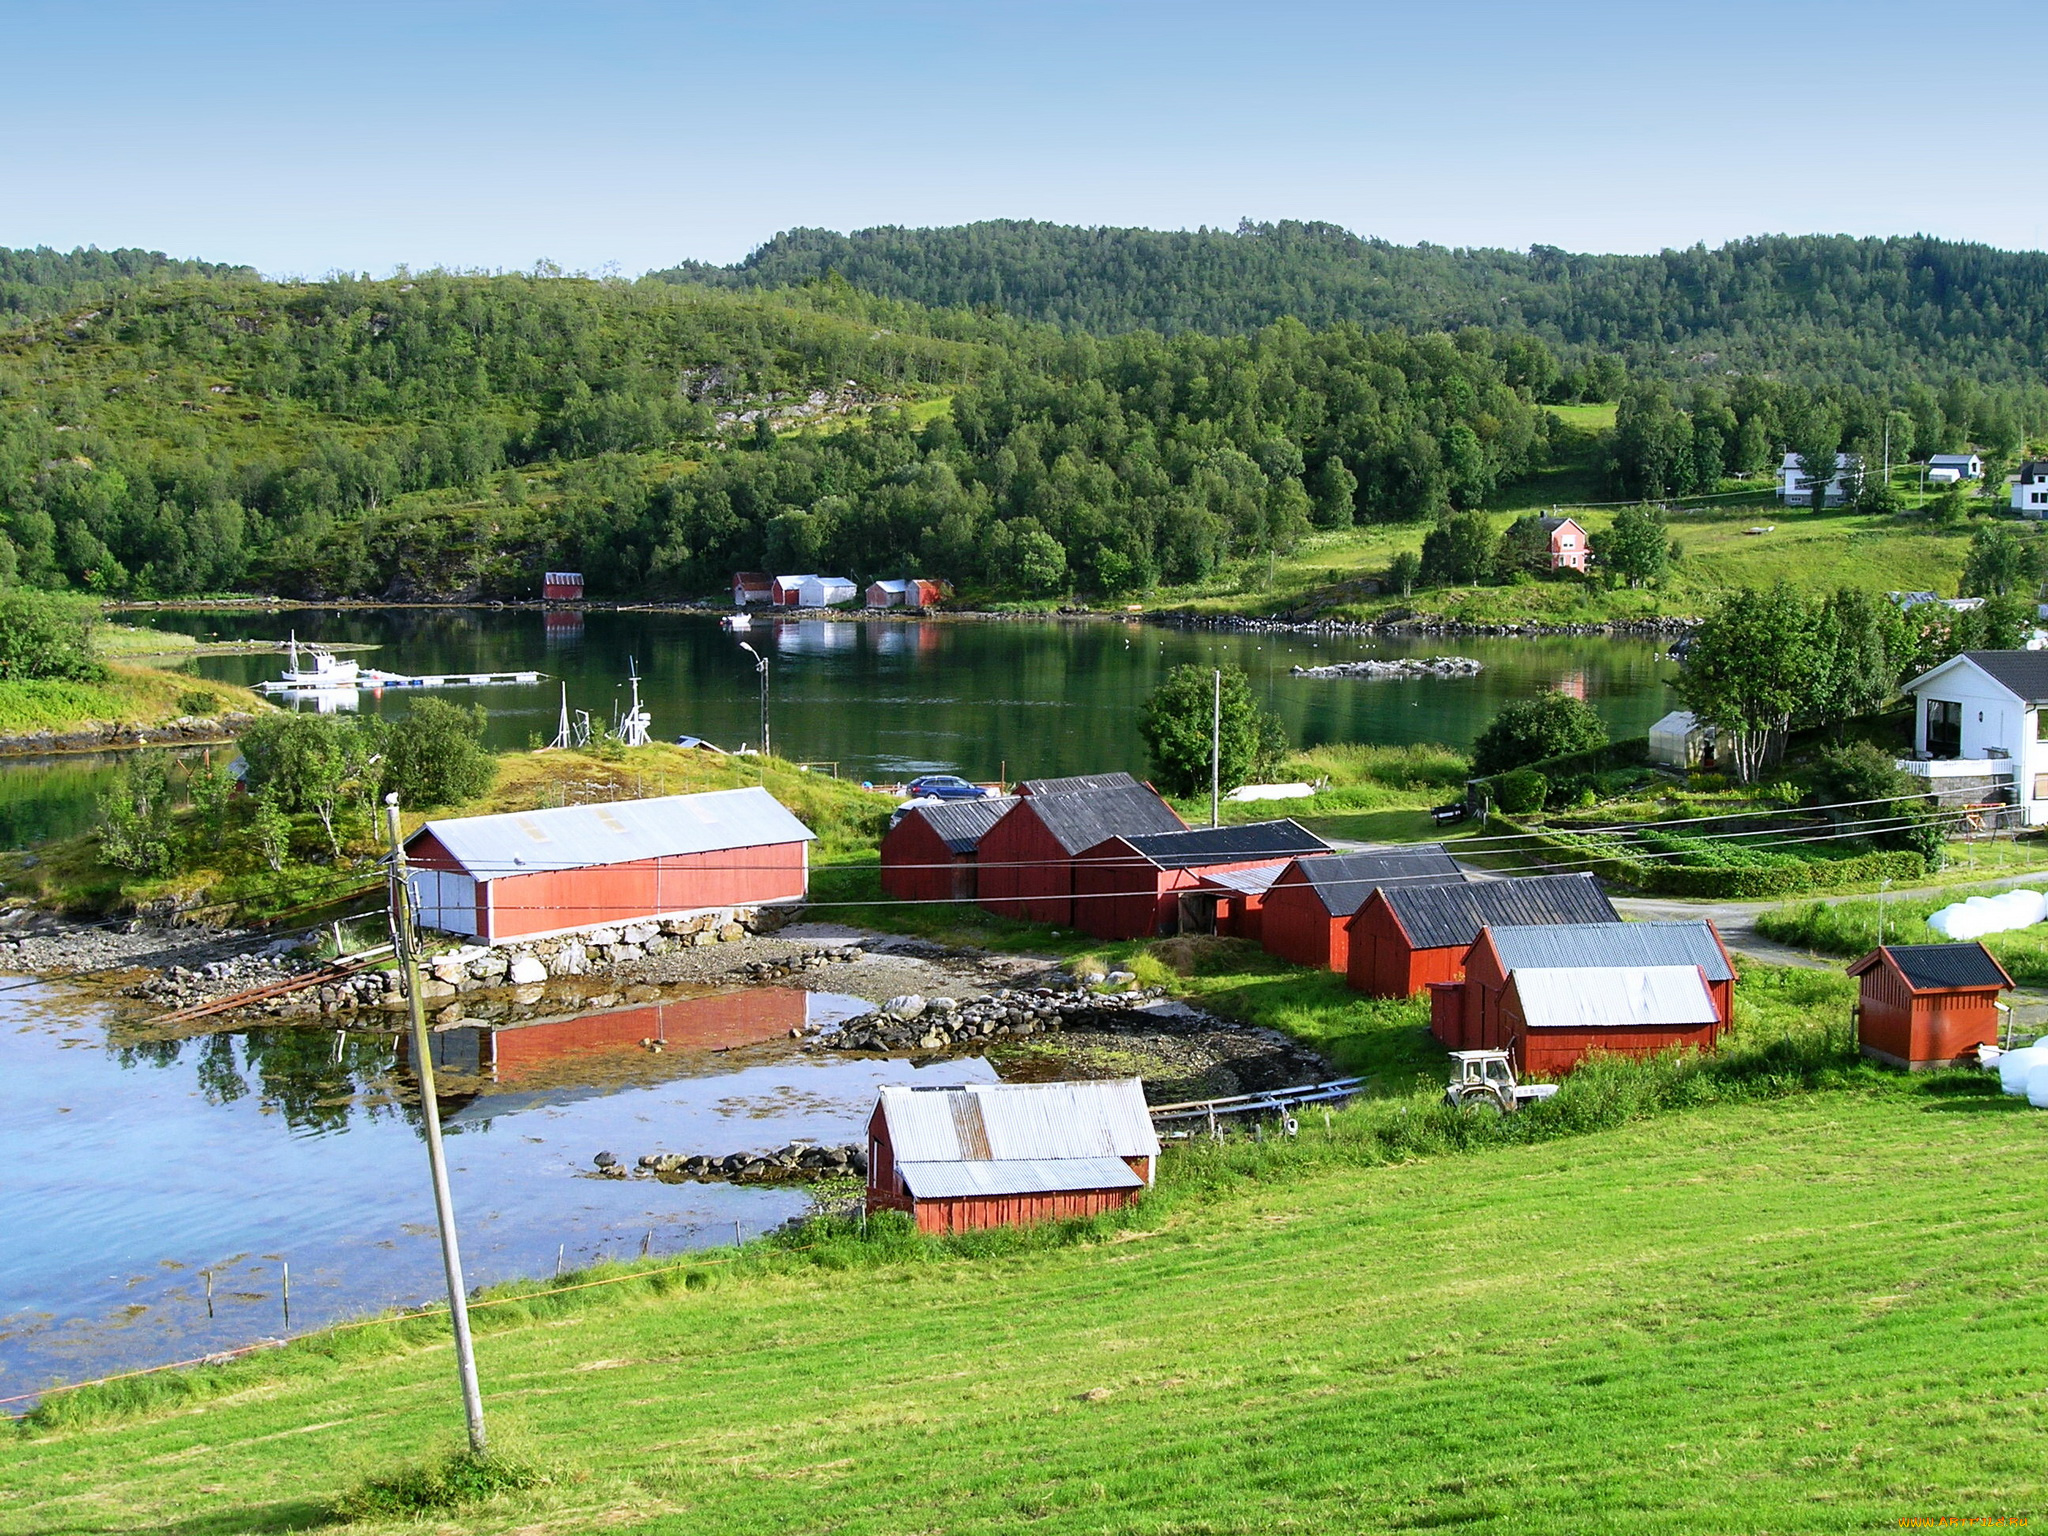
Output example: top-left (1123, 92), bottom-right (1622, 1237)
top-left (258, 667), bottom-right (544, 694)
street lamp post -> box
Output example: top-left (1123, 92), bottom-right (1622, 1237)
top-left (739, 641), bottom-right (770, 758)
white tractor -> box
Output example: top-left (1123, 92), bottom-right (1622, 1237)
top-left (1443, 1050), bottom-right (1560, 1115)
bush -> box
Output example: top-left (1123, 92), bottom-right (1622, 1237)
top-left (329, 1447), bottom-right (551, 1521)
top-left (1138, 664), bottom-right (1286, 797)
top-left (381, 698), bottom-right (496, 809)
top-left (1494, 768), bottom-right (1548, 815)
top-left (0, 590), bottom-right (105, 682)
top-left (97, 749), bottom-right (178, 875)
top-left (1471, 692), bottom-right (1609, 775)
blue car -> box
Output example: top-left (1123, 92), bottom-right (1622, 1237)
top-left (906, 774), bottom-right (992, 801)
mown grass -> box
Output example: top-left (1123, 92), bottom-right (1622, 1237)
top-left (6, 1041), bottom-right (2037, 1534)
top-left (1759, 880), bottom-right (2048, 986)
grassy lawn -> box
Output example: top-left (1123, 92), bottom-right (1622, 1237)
top-left (1759, 876), bottom-right (2048, 984)
top-left (7, 1070), bottom-right (2040, 1534)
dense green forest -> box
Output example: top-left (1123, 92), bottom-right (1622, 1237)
top-left (0, 231), bottom-right (2044, 603)
top-left (653, 221), bottom-right (2048, 391)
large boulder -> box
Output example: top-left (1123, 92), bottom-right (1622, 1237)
top-left (885, 994), bottom-right (926, 1019)
top-left (621, 922), bottom-right (660, 946)
top-left (548, 941), bottom-right (588, 977)
top-left (508, 955), bottom-right (548, 986)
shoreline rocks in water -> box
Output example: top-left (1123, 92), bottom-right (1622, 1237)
top-left (1290, 656), bottom-right (1482, 680)
top-left (1156, 612), bottom-right (1696, 638)
top-left (608, 1141), bottom-right (868, 1184)
top-left (821, 983), bottom-right (1168, 1052)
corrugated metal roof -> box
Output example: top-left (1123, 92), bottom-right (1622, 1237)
top-left (1198, 861), bottom-right (1292, 897)
top-left (1021, 771), bottom-right (1143, 796)
top-left (1293, 846), bottom-right (1466, 916)
top-left (1385, 873), bottom-right (1619, 949)
top-left (1116, 820), bottom-right (1330, 870)
top-left (1022, 785), bottom-right (1185, 854)
top-left (411, 787), bottom-right (815, 879)
top-left (1512, 966), bottom-right (1718, 1029)
top-left (877, 1079), bottom-right (1160, 1163)
top-left (896, 1156), bottom-right (1144, 1198)
top-left (1488, 920), bottom-right (1732, 982)
top-left (908, 795), bottom-right (1019, 854)
top-left (1874, 942), bottom-right (2013, 991)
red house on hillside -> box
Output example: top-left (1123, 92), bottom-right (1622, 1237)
top-left (1848, 942), bottom-right (2013, 1070)
top-left (403, 787), bottom-right (815, 944)
top-left (879, 796), bottom-right (1019, 905)
top-left (1539, 516), bottom-right (1589, 572)
top-left (1071, 821), bottom-right (1331, 940)
top-left (977, 786), bottom-right (1185, 926)
top-left (1257, 847), bottom-right (1466, 973)
top-left (1348, 872), bottom-right (1618, 998)
top-left (1443, 920), bottom-right (1735, 1054)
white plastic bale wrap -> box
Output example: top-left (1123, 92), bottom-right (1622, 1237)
top-left (1925, 888), bottom-right (2048, 941)
top-left (1999, 1047), bottom-right (2039, 1096)
top-left (2026, 1060), bottom-right (2048, 1109)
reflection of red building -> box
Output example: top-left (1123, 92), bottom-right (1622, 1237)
top-left (488, 989), bottom-right (809, 1082)
top-left (544, 611), bottom-right (584, 645)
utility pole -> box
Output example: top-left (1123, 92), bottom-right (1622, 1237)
top-left (384, 794), bottom-right (488, 1455)
top-left (739, 641), bottom-right (770, 758)
top-left (1210, 668), bottom-right (1221, 829)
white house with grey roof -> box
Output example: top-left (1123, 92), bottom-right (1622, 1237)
top-left (1899, 651), bottom-right (2048, 823)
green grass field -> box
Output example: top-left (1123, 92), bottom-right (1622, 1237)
top-left (1759, 878), bottom-right (2048, 985)
top-left (7, 1077), bottom-right (2040, 1535)
top-left (0, 664), bottom-right (255, 739)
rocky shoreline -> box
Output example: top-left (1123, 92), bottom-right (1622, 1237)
top-left (1154, 612), bottom-right (1697, 638)
top-left (1290, 656), bottom-right (1483, 680)
top-left (0, 711), bottom-right (258, 758)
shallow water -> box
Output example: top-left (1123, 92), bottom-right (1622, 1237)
top-left (127, 608), bottom-right (1676, 783)
top-left (0, 983), bottom-right (994, 1400)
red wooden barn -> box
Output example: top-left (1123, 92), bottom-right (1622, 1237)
top-left (771, 574), bottom-right (811, 606)
top-left (1499, 964), bottom-right (1721, 1076)
top-left (1348, 872), bottom-right (1618, 997)
top-left (977, 785), bottom-right (1185, 926)
top-left (1446, 920), bottom-right (1735, 1054)
top-left (866, 1078), bottom-right (1160, 1234)
top-left (1071, 820), bottom-right (1331, 940)
top-left (732, 571), bottom-right (773, 606)
top-left (1257, 846), bottom-right (1466, 973)
top-left (1847, 942), bottom-right (2013, 1070)
top-left (879, 795), bottom-right (1019, 905)
top-left (1191, 861), bottom-right (1293, 942)
top-left (404, 787), bottom-right (816, 944)
top-left (542, 570), bottom-right (584, 602)
top-left (1017, 771), bottom-right (1147, 797)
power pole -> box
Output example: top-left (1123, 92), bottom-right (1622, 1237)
top-left (739, 642), bottom-right (771, 757)
top-left (1210, 668), bottom-right (1221, 829)
top-left (384, 794), bottom-right (488, 1455)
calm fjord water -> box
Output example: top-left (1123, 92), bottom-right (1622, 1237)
top-left (134, 608), bottom-right (1676, 780)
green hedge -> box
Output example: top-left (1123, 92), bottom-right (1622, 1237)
top-left (1468, 736), bottom-right (1651, 804)
top-left (1489, 814), bottom-right (1927, 898)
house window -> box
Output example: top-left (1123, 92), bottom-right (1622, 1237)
top-left (2036, 774), bottom-right (2048, 801)
top-left (1927, 700), bottom-right (1963, 758)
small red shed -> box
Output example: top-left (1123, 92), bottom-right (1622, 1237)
top-left (1500, 964), bottom-right (1721, 1076)
top-left (1071, 820), bottom-right (1331, 940)
top-left (542, 570), bottom-right (584, 603)
top-left (1451, 920), bottom-right (1734, 1052)
top-left (1348, 873), bottom-right (1618, 998)
top-left (879, 795), bottom-right (1018, 905)
top-left (732, 572), bottom-right (773, 606)
top-left (403, 787), bottom-right (816, 943)
top-left (1191, 861), bottom-right (1291, 942)
top-left (1258, 846), bottom-right (1466, 973)
top-left (1847, 942), bottom-right (2013, 1070)
top-left (771, 574), bottom-right (812, 607)
top-left (977, 784), bottom-right (1185, 926)
top-left (866, 1078), bottom-right (1160, 1234)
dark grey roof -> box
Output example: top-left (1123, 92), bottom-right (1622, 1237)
top-left (1486, 920), bottom-right (1732, 982)
top-left (1958, 651), bottom-right (2048, 704)
top-left (1882, 942), bottom-right (2011, 991)
top-left (909, 796), bottom-right (1019, 854)
top-left (1020, 771), bottom-right (1142, 796)
top-left (2020, 460), bottom-right (2048, 482)
top-left (1116, 820), bottom-right (1330, 871)
top-left (1535, 515), bottom-right (1580, 533)
top-left (1378, 873), bottom-right (1617, 949)
top-left (1292, 846), bottom-right (1466, 917)
top-left (1025, 785), bottom-right (1185, 854)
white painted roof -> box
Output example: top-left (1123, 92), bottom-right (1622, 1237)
top-left (1511, 965), bottom-right (1717, 1029)
top-left (897, 1156), bottom-right (1144, 1198)
top-left (1197, 861), bottom-right (1292, 897)
top-left (876, 1078), bottom-right (1159, 1163)
top-left (411, 786), bottom-right (815, 880)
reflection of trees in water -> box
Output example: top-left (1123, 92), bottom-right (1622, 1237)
top-left (116, 1028), bottom-right (413, 1134)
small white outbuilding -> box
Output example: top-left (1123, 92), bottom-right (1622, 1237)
top-left (1648, 710), bottom-right (1713, 769)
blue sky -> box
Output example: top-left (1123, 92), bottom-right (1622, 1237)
top-left (10, 0), bottom-right (2046, 276)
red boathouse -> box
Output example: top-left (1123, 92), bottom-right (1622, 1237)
top-left (879, 796), bottom-right (1019, 905)
top-left (1071, 821), bottom-right (1331, 940)
top-left (977, 785), bottom-right (1184, 926)
top-left (1848, 942), bottom-right (2013, 1070)
top-left (1347, 872), bottom-right (1619, 997)
top-left (1257, 846), bottom-right (1466, 973)
top-left (1448, 920), bottom-right (1735, 1052)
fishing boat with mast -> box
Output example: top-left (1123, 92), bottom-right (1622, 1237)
top-left (257, 633), bottom-right (545, 695)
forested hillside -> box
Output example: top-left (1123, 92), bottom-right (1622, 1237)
top-left (653, 221), bottom-right (2048, 390)
top-left (0, 245), bottom-right (253, 326)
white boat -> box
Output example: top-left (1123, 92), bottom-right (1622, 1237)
top-left (277, 632), bottom-right (359, 688)
top-left (721, 612), bottom-right (753, 631)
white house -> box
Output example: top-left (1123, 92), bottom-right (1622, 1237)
top-left (2013, 461), bottom-right (2048, 517)
top-left (1928, 453), bottom-right (1983, 481)
top-left (1778, 452), bottom-right (1860, 506)
top-left (796, 575), bottom-right (857, 607)
top-left (1899, 651), bottom-right (2048, 824)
